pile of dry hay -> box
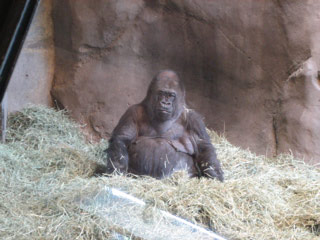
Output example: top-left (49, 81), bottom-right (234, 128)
top-left (0, 106), bottom-right (319, 239)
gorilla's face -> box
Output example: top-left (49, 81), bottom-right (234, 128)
top-left (144, 70), bottom-right (185, 123)
top-left (155, 89), bottom-right (177, 121)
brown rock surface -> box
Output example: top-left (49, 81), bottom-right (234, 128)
top-left (52, 0), bottom-right (320, 163)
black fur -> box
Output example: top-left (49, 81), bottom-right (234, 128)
top-left (98, 70), bottom-right (223, 181)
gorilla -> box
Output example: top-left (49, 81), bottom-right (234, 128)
top-left (98, 70), bottom-right (223, 181)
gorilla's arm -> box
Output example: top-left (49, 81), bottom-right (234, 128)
top-left (186, 111), bottom-right (224, 182)
top-left (104, 105), bottom-right (138, 174)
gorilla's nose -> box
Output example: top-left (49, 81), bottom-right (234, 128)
top-left (161, 101), bottom-right (171, 106)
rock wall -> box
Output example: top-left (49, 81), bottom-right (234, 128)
top-left (52, 0), bottom-right (320, 163)
top-left (7, 0), bottom-right (55, 112)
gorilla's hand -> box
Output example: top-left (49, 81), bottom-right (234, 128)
top-left (105, 140), bottom-right (129, 173)
top-left (203, 166), bottom-right (224, 182)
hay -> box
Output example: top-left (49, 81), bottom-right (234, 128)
top-left (0, 106), bottom-right (319, 239)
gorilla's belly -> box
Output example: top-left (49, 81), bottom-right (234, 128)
top-left (128, 137), bottom-right (197, 178)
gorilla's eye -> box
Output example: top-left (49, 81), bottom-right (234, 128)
top-left (157, 91), bottom-right (165, 100)
top-left (157, 91), bottom-right (176, 101)
top-left (166, 92), bottom-right (176, 101)
top-left (158, 91), bottom-right (165, 97)
top-left (168, 93), bottom-right (176, 98)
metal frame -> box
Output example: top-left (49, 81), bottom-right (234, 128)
top-left (0, 0), bottom-right (39, 142)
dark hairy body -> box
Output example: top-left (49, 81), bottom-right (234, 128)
top-left (98, 70), bottom-right (223, 181)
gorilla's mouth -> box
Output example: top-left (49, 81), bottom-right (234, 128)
top-left (158, 108), bottom-right (171, 114)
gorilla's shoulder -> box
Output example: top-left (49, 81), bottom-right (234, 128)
top-left (182, 107), bottom-right (204, 122)
top-left (123, 103), bottom-right (148, 120)
top-left (123, 104), bottom-right (144, 114)
top-left (182, 107), bottom-right (208, 137)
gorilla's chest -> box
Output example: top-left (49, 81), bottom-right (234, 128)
top-left (137, 122), bottom-right (195, 156)
top-left (126, 121), bottom-right (198, 178)
top-left (127, 136), bottom-right (197, 178)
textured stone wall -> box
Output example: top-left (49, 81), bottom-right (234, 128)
top-left (7, 0), bottom-right (55, 112)
top-left (50, 0), bottom-right (320, 163)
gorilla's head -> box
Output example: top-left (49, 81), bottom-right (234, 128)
top-left (144, 70), bottom-right (185, 122)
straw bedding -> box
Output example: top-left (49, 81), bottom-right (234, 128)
top-left (0, 106), bottom-right (319, 239)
